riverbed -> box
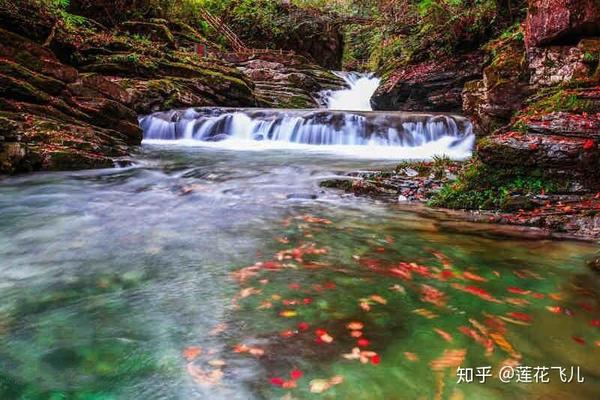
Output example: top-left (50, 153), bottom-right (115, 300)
top-left (0, 145), bottom-right (598, 399)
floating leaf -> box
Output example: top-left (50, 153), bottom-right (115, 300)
top-left (413, 308), bottom-right (438, 319)
top-left (489, 332), bottom-right (520, 359)
top-left (452, 283), bottom-right (502, 303)
top-left (421, 284), bottom-right (447, 307)
top-left (572, 336), bottom-right (586, 345)
top-left (507, 287), bottom-right (531, 295)
top-left (434, 328), bottom-right (453, 342)
top-left (429, 349), bottom-right (467, 371)
top-left (183, 346), bottom-right (202, 361)
top-left (298, 322), bottom-right (310, 331)
top-left (208, 359), bottom-right (226, 367)
top-left (233, 344), bottom-right (264, 357)
top-left (309, 379), bottom-right (330, 393)
top-left (270, 377), bottom-right (285, 386)
top-left (280, 310), bottom-right (297, 318)
top-left (463, 271), bottom-right (487, 282)
top-left (506, 312), bottom-right (533, 323)
top-left (346, 322), bottom-right (364, 331)
top-left (370, 294), bottom-right (387, 304)
top-left (546, 306), bottom-right (562, 314)
top-left (389, 284), bottom-right (406, 293)
top-left (290, 369), bottom-right (303, 380)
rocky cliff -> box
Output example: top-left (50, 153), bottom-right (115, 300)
top-left (436, 0), bottom-right (600, 238)
top-left (0, 0), bottom-right (344, 174)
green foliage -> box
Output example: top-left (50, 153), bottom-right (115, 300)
top-left (430, 160), bottom-right (559, 210)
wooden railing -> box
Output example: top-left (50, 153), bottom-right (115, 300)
top-left (198, 9), bottom-right (247, 52)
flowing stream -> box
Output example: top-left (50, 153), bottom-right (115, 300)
top-left (0, 73), bottom-right (598, 400)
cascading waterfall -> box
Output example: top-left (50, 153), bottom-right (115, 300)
top-left (322, 72), bottom-right (381, 111)
top-left (140, 71), bottom-right (475, 160)
top-left (140, 108), bottom-right (475, 159)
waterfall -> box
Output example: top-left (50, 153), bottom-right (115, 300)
top-left (322, 72), bottom-right (381, 111)
top-left (140, 108), bottom-right (475, 160)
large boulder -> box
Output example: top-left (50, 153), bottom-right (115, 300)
top-left (525, 0), bottom-right (600, 48)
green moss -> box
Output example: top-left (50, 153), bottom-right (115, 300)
top-left (523, 88), bottom-right (598, 115)
top-left (429, 159), bottom-right (561, 211)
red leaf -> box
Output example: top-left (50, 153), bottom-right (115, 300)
top-left (270, 377), bottom-right (285, 386)
top-left (463, 271), bottom-right (487, 282)
top-left (303, 297), bottom-right (313, 305)
top-left (371, 354), bottom-right (381, 365)
top-left (357, 338), bottom-right (371, 347)
top-left (298, 322), bottom-right (310, 331)
top-left (583, 139), bottom-right (595, 151)
top-left (290, 369), bottom-right (303, 380)
top-left (572, 336), bottom-right (586, 345)
top-left (590, 320), bottom-right (600, 327)
top-left (507, 287), bottom-right (530, 295)
top-left (507, 312), bottom-right (533, 322)
top-left (440, 270), bottom-right (454, 280)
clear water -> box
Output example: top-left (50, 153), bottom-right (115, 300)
top-left (0, 146), bottom-right (598, 400)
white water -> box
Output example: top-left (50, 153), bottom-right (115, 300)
top-left (140, 71), bottom-right (474, 160)
top-left (323, 72), bottom-right (381, 111)
top-left (140, 108), bottom-right (475, 160)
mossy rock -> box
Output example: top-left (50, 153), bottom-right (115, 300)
top-left (120, 21), bottom-right (177, 49)
top-left (0, 60), bottom-right (66, 95)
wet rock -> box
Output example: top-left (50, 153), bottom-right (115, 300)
top-left (463, 32), bottom-right (532, 135)
top-left (120, 21), bottom-right (177, 49)
top-left (525, 0), bottom-right (600, 48)
top-left (204, 134), bottom-right (230, 142)
top-left (287, 193), bottom-right (318, 200)
top-left (478, 132), bottom-right (600, 170)
top-left (233, 53), bottom-right (346, 108)
top-left (523, 112), bottom-right (600, 137)
top-left (527, 41), bottom-right (597, 87)
top-left (372, 52), bottom-right (484, 112)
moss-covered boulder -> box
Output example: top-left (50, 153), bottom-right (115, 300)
top-left (463, 27), bottom-right (532, 135)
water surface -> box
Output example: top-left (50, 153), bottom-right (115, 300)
top-left (0, 146), bottom-right (598, 399)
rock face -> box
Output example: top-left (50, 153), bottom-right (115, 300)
top-left (525, 0), bottom-right (600, 48)
top-left (463, 31), bottom-right (532, 134)
top-left (431, 2), bottom-right (600, 238)
top-left (0, 28), bottom-right (140, 173)
top-left (371, 53), bottom-right (484, 112)
top-left (229, 53), bottom-right (346, 108)
top-left (0, 1), bottom-right (343, 174)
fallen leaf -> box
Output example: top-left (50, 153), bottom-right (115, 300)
top-left (280, 310), bottom-right (297, 318)
top-left (346, 322), bottom-right (364, 330)
top-left (434, 328), bottom-right (453, 342)
top-left (429, 349), bottom-right (467, 371)
top-left (413, 308), bottom-right (438, 319)
top-left (463, 271), bottom-right (487, 282)
top-left (208, 359), bottom-right (226, 367)
top-left (183, 346), bottom-right (202, 361)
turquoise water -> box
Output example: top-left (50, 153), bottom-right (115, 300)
top-left (0, 145), bottom-right (598, 399)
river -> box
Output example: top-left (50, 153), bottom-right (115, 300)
top-left (0, 74), bottom-right (598, 400)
